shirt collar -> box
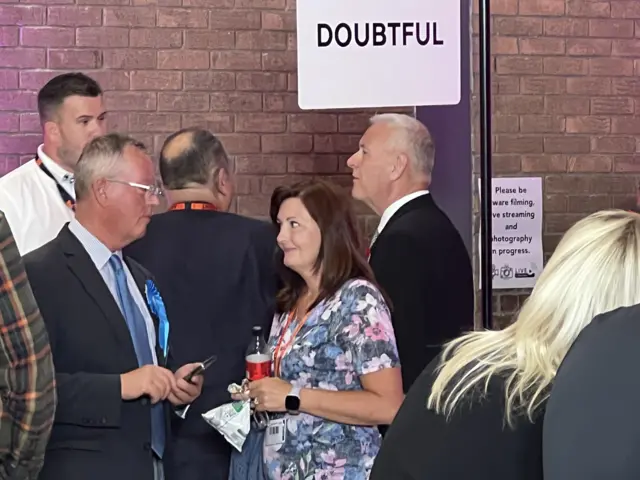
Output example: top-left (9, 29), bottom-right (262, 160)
top-left (37, 144), bottom-right (75, 186)
top-left (377, 190), bottom-right (430, 233)
top-left (68, 218), bottom-right (121, 271)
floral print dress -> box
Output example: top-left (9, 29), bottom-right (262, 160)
top-left (263, 278), bottom-right (400, 480)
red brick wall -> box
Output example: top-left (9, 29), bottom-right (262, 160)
top-left (473, 0), bottom-right (640, 326)
top-left (0, 0), bottom-right (407, 235)
top-left (3, 0), bottom-right (638, 326)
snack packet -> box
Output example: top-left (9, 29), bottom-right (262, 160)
top-left (202, 383), bottom-right (251, 452)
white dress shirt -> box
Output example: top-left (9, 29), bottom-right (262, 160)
top-left (0, 145), bottom-right (75, 255)
top-left (373, 190), bottom-right (430, 241)
top-left (68, 218), bottom-right (158, 363)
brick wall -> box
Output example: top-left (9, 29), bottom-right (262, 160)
top-left (473, 0), bottom-right (640, 327)
top-left (0, 0), bottom-right (408, 237)
top-left (3, 0), bottom-right (638, 327)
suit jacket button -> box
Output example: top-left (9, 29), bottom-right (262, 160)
top-left (143, 442), bottom-right (151, 452)
top-left (141, 398), bottom-right (148, 406)
top-left (100, 417), bottom-right (107, 424)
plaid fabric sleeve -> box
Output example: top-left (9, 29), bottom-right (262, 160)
top-left (0, 213), bottom-right (56, 480)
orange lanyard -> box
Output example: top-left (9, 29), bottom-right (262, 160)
top-left (273, 309), bottom-right (310, 377)
top-left (169, 202), bottom-right (217, 211)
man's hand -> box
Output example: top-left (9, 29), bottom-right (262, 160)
top-left (168, 363), bottom-right (203, 406)
top-left (120, 365), bottom-right (177, 403)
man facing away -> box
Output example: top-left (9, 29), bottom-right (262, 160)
top-left (347, 113), bottom-right (474, 392)
top-left (0, 72), bottom-right (106, 255)
top-left (0, 212), bottom-right (56, 479)
top-left (23, 134), bottom-right (203, 480)
top-left (125, 128), bottom-right (279, 480)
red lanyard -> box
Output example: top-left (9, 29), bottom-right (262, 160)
top-left (273, 309), bottom-right (310, 377)
top-left (169, 202), bottom-right (217, 211)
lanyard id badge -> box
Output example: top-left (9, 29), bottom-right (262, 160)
top-left (265, 417), bottom-right (286, 450)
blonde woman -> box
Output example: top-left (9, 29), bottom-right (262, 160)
top-left (370, 209), bottom-right (640, 480)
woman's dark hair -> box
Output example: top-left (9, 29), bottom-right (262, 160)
top-left (270, 178), bottom-right (383, 313)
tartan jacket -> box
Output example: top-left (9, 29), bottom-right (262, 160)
top-left (0, 211), bottom-right (56, 479)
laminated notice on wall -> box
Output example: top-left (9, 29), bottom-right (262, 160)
top-left (478, 177), bottom-right (544, 290)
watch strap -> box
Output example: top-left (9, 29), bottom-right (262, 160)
top-left (286, 385), bottom-right (302, 413)
top-left (289, 385), bottom-right (301, 398)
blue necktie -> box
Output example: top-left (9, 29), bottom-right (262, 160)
top-left (109, 255), bottom-right (165, 458)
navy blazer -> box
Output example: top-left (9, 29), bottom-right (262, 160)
top-left (369, 194), bottom-right (474, 392)
top-left (24, 225), bottom-right (174, 480)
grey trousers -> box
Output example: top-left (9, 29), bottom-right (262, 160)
top-left (153, 457), bottom-right (165, 480)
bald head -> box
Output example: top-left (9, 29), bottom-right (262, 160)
top-left (159, 127), bottom-right (231, 191)
top-left (163, 130), bottom-right (194, 161)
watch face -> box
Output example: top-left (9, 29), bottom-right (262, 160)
top-left (286, 395), bottom-right (300, 412)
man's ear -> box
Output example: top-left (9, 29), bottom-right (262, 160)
top-left (218, 168), bottom-right (234, 198)
top-left (43, 120), bottom-right (60, 145)
top-left (92, 178), bottom-right (109, 207)
top-left (389, 153), bottom-right (410, 181)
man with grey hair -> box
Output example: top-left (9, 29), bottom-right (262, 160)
top-left (22, 133), bottom-right (203, 480)
top-left (347, 113), bottom-right (473, 393)
top-left (124, 128), bottom-right (278, 480)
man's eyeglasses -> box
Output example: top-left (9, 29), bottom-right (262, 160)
top-left (108, 179), bottom-right (164, 198)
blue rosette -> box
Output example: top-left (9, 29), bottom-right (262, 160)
top-left (145, 279), bottom-right (170, 358)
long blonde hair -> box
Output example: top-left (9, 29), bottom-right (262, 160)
top-left (428, 209), bottom-right (640, 426)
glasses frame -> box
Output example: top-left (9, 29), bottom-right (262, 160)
top-left (107, 179), bottom-right (164, 197)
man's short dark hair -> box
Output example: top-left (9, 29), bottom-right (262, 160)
top-left (37, 72), bottom-right (102, 124)
top-left (159, 128), bottom-right (231, 191)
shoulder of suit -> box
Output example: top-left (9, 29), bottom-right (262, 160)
top-left (151, 209), bottom-right (271, 231)
top-left (22, 237), bottom-right (60, 269)
top-left (125, 255), bottom-right (152, 279)
top-left (386, 204), bottom-right (462, 242)
top-left (226, 213), bottom-right (273, 230)
top-left (214, 214), bottom-right (276, 243)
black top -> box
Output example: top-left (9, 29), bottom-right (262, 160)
top-left (543, 304), bottom-right (640, 479)
top-left (371, 357), bottom-right (544, 480)
top-left (369, 194), bottom-right (474, 392)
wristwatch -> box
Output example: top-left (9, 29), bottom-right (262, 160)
top-left (285, 385), bottom-right (301, 415)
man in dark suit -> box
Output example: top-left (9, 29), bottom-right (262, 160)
top-left (23, 133), bottom-right (203, 480)
top-left (543, 304), bottom-right (640, 479)
top-left (347, 113), bottom-right (474, 392)
top-left (124, 128), bottom-right (278, 480)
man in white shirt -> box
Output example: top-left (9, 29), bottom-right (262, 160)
top-left (347, 113), bottom-right (474, 393)
top-left (0, 72), bottom-right (106, 255)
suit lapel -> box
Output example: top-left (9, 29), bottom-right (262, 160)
top-left (59, 226), bottom-right (137, 361)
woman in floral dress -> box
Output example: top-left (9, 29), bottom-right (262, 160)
top-left (239, 179), bottom-right (404, 479)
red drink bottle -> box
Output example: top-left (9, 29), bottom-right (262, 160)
top-left (245, 326), bottom-right (271, 381)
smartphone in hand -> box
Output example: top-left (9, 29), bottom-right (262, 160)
top-left (184, 354), bottom-right (217, 384)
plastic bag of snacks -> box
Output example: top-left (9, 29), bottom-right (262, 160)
top-left (202, 383), bottom-right (251, 452)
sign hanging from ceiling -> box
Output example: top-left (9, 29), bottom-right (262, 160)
top-left (296, 0), bottom-right (461, 110)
